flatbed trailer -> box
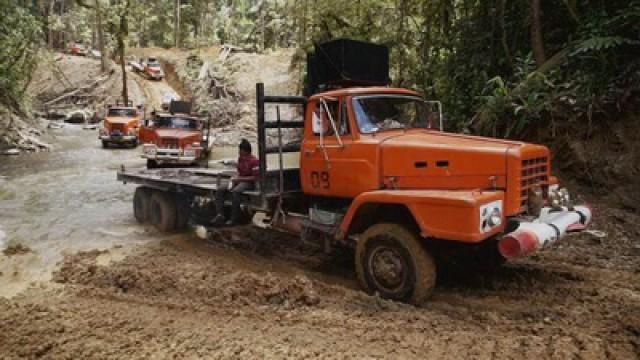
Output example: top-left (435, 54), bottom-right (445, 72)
top-left (117, 85), bottom-right (312, 233)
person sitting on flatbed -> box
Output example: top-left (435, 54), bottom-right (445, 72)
top-left (213, 139), bottom-right (259, 226)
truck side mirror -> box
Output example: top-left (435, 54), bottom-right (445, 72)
top-left (425, 101), bottom-right (444, 131)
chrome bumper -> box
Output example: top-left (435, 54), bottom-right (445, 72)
top-left (100, 135), bottom-right (137, 142)
top-left (141, 148), bottom-right (196, 163)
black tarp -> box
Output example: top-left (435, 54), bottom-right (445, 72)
top-left (305, 39), bottom-right (390, 95)
top-left (169, 100), bottom-right (192, 114)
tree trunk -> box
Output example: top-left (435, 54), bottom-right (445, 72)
top-left (396, 0), bottom-right (407, 87)
top-left (47, 0), bottom-right (55, 49)
top-left (96, 0), bottom-right (107, 72)
top-left (499, 0), bottom-right (513, 71)
top-left (174, 0), bottom-right (181, 48)
top-left (530, 0), bottom-right (546, 67)
top-left (119, 0), bottom-right (130, 105)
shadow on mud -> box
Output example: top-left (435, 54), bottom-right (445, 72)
top-left (435, 258), bottom-right (585, 295)
top-left (199, 226), bottom-right (588, 297)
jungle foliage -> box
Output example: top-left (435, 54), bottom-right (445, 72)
top-left (5, 0), bottom-right (640, 138)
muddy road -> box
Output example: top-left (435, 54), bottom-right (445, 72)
top-left (1, 56), bottom-right (639, 358)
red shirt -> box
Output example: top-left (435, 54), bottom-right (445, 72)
top-left (237, 154), bottom-right (259, 177)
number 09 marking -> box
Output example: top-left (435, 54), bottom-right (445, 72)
top-left (311, 171), bottom-right (330, 189)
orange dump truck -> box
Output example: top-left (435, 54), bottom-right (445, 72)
top-left (99, 102), bottom-right (143, 148)
top-left (118, 40), bottom-right (593, 304)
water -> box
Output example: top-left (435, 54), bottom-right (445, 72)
top-left (0, 124), bottom-right (302, 297)
top-left (0, 125), bottom-right (158, 296)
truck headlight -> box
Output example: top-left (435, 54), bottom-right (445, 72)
top-left (480, 200), bottom-right (503, 233)
top-left (143, 145), bottom-right (156, 155)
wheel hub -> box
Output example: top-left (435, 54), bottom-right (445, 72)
top-left (370, 247), bottom-right (405, 290)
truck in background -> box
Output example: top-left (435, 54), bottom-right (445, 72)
top-left (131, 57), bottom-right (164, 80)
top-left (99, 101), bottom-right (143, 148)
top-left (138, 100), bottom-right (211, 168)
top-left (117, 39), bottom-right (593, 304)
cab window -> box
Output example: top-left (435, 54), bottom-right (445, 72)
top-left (311, 100), bottom-right (349, 136)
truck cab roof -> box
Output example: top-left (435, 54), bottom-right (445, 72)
top-left (309, 87), bottom-right (422, 100)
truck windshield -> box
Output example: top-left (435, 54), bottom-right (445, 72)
top-left (352, 95), bottom-right (427, 133)
top-left (108, 108), bottom-right (136, 117)
top-left (154, 117), bottom-right (198, 129)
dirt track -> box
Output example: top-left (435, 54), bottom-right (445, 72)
top-left (1, 53), bottom-right (639, 359)
top-left (1, 206), bottom-right (639, 358)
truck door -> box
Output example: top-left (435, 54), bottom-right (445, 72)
top-left (301, 98), bottom-right (376, 198)
top-left (138, 117), bottom-right (154, 144)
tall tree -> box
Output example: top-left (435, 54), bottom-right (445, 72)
top-left (530, 0), bottom-right (546, 67)
top-left (174, 0), bottom-right (181, 48)
top-left (116, 0), bottom-right (131, 104)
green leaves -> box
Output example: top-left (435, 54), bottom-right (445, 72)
top-left (0, 1), bottom-right (41, 108)
top-left (572, 36), bottom-right (639, 55)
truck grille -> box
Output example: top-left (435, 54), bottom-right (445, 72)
top-left (110, 123), bottom-right (125, 134)
top-left (160, 138), bottom-right (180, 148)
top-left (520, 157), bottom-right (548, 207)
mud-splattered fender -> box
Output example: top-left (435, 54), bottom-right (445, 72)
top-left (338, 189), bottom-right (506, 243)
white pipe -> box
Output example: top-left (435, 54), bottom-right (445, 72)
top-left (499, 204), bottom-right (593, 259)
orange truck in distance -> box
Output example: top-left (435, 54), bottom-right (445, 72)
top-left (99, 102), bottom-right (143, 148)
top-left (118, 39), bottom-right (593, 304)
top-left (138, 101), bottom-right (210, 168)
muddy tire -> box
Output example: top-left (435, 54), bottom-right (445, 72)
top-left (149, 191), bottom-right (177, 232)
top-left (355, 223), bottom-right (436, 305)
top-left (133, 187), bottom-right (152, 223)
top-left (173, 194), bottom-right (191, 230)
top-left (147, 159), bottom-right (158, 169)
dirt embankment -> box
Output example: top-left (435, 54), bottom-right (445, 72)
top-left (1, 206), bottom-right (638, 358)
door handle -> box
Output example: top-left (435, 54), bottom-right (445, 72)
top-left (304, 149), bottom-right (315, 156)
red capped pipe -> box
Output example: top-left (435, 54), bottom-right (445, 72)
top-left (499, 229), bottom-right (540, 259)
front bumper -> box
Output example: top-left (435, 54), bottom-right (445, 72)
top-left (141, 148), bottom-right (196, 164)
top-left (100, 135), bottom-right (137, 143)
top-left (498, 204), bottom-right (593, 259)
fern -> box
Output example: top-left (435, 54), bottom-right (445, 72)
top-left (571, 36), bottom-right (639, 56)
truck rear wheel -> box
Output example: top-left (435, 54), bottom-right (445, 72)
top-left (355, 223), bottom-right (436, 305)
top-left (149, 191), bottom-right (177, 232)
top-left (173, 194), bottom-right (191, 229)
top-left (133, 187), bottom-right (152, 223)
top-left (146, 159), bottom-right (158, 169)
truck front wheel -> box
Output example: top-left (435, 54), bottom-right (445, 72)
top-left (149, 191), bottom-right (177, 232)
top-left (355, 223), bottom-right (436, 305)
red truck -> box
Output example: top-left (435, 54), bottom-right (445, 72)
top-left (117, 40), bottom-right (593, 304)
top-left (131, 57), bottom-right (164, 80)
top-left (138, 101), bottom-right (210, 168)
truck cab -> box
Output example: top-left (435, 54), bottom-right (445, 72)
top-left (99, 104), bottom-right (142, 148)
top-left (139, 103), bottom-right (209, 168)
